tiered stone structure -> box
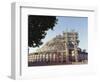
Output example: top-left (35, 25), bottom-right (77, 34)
top-left (28, 30), bottom-right (79, 64)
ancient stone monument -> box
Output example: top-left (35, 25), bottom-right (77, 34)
top-left (28, 30), bottom-right (80, 65)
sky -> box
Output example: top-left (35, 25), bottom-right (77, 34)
top-left (29, 16), bottom-right (88, 53)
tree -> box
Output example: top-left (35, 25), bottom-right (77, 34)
top-left (28, 15), bottom-right (58, 48)
top-left (83, 49), bottom-right (86, 53)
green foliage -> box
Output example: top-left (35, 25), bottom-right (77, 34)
top-left (28, 15), bottom-right (57, 47)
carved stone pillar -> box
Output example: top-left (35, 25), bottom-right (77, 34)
top-left (61, 52), bottom-right (63, 63)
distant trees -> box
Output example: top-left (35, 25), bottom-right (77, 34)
top-left (78, 48), bottom-right (88, 62)
top-left (28, 15), bottom-right (58, 48)
top-left (83, 49), bottom-right (86, 53)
